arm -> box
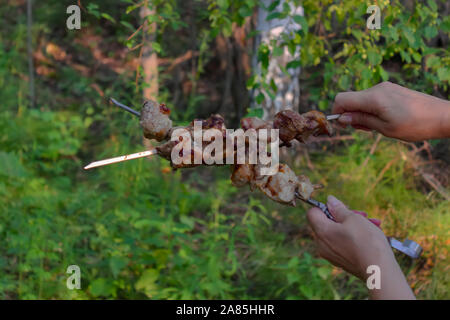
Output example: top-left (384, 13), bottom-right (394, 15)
top-left (332, 81), bottom-right (450, 142)
top-left (306, 195), bottom-right (415, 300)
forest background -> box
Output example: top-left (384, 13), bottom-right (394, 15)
top-left (0, 0), bottom-right (449, 299)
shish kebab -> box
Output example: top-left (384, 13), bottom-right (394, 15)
top-left (84, 99), bottom-right (424, 259)
top-left (85, 98), bottom-right (339, 220)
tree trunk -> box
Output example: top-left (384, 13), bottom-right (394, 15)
top-left (251, 0), bottom-right (303, 120)
top-left (140, 4), bottom-right (158, 100)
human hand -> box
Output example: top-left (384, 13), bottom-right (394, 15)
top-left (306, 195), bottom-right (415, 299)
top-left (307, 195), bottom-right (391, 280)
top-left (332, 81), bottom-right (450, 142)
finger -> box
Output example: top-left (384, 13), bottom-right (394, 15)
top-left (316, 240), bottom-right (362, 279)
top-left (327, 195), bottom-right (351, 223)
top-left (369, 218), bottom-right (382, 229)
top-left (352, 124), bottom-right (371, 131)
top-left (332, 91), bottom-right (380, 115)
top-left (307, 207), bottom-right (335, 237)
top-left (352, 210), bottom-right (368, 218)
top-left (338, 112), bottom-right (385, 132)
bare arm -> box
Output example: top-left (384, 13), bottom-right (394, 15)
top-left (332, 81), bottom-right (450, 142)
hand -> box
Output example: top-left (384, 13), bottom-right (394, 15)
top-left (332, 81), bottom-right (450, 142)
top-left (307, 195), bottom-right (416, 299)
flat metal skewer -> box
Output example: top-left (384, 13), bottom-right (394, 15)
top-left (110, 98), bottom-right (141, 117)
top-left (326, 114), bottom-right (340, 121)
top-left (295, 191), bottom-right (336, 221)
top-left (84, 149), bottom-right (158, 170)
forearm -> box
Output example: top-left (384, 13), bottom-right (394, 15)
top-left (367, 253), bottom-right (415, 300)
top-left (414, 90), bottom-right (450, 140)
top-left (436, 99), bottom-right (450, 139)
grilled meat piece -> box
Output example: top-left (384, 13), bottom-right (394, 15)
top-left (297, 110), bottom-right (333, 142)
top-left (140, 100), bottom-right (173, 141)
top-left (157, 114), bottom-right (230, 169)
top-left (273, 110), bottom-right (333, 144)
top-left (231, 164), bottom-right (255, 187)
top-left (273, 110), bottom-right (307, 144)
top-left (231, 163), bottom-right (317, 206)
top-left (240, 117), bottom-right (273, 131)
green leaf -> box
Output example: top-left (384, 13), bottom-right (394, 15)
top-left (101, 13), bottom-right (116, 23)
top-left (268, 0), bottom-right (280, 12)
top-left (217, 0), bottom-right (229, 10)
top-left (245, 108), bottom-right (264, 119)
top-left (400, 50), bottom-right (411, 63)
top-left (120, 21), bottom-right (134, 31)
top-left (255, 92), bottom-right (265, 105)
top-left (317, 267), bottom-right (331, 280)
top-left (286, 60), bottom-right (301, 69)
top-left (424, 26), bottom-right (438, 39)
top-left (426, 56), bottom-right (441, 69)
top-left (0, 152), bottom-right (27, 178)
top-left (152, 42), bottom-right (161, 53)
top-left (437, 68), bottom-right (450, 82)
top-left (318, 100), bottom-right (329, 111)
top-left (266, 12), bottom-right (283, 21)
top-left (338, 74), bottom-right (351, 90)
top-left (90, 278), bottom-right (115, 297)
top-left (258, 44), bottom-right (270, 69)
top-left (293, 15), bottom-right (308, 34)
top-left (412, 52), bottom-right (422, 63)
top-left (442, 16), bottom-right (450, 32)
top-left (378, 66), bottom-right (389, 82)
top-left (238, 5), bottom-right (253, 18)
top-left (402, 27), bottom-right (415, 46)
top-left (272, 46), bottom-right (283, 57)
top-left (427, 0), bottom-right (438, 12)
top-left (109, 256), bottom-right (129, 278)
top-left (367, 49), bottom-right (382, 66)
top-left (135, 269), bottom-right (159, 298)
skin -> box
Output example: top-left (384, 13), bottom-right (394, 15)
top-left (306, 82), bottom-right (450, 299)
top-left (332, 81), bottom-right (450, 142)
top-left (307, 196), bottom-right (416, 300)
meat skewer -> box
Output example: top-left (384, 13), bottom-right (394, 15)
top-left (86, 98), bottom-right (340, 215)
top-left (87, 99), bottom-right (425, 260)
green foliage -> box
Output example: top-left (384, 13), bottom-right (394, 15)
top-left (248, 0), bottom-right (449, 108)
top-left (0, 0), bottom-right (448, 300)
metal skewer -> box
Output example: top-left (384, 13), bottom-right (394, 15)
top-left (110, 98), bottom-right (141, 117)
top-left (295, 191), bottom-right (423, 259)
top-left (295, 191), bottom-right (336, 221)
top-left (84, 149), bottom-right (158, 170)
top-left (326, 114), bottom-right (340, 121)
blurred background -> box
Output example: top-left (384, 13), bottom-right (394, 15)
top-left (0, 0), bottom-right (448, 299)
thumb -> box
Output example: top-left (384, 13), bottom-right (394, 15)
top-left (338, 112), bottom-right (385, 132)
top-left (326, 195), bottom-right (351, 223)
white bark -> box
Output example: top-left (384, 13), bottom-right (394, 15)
top-left (252, 0), bottom-right (303, 119)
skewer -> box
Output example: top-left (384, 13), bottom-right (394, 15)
top-left (295, 191), bottom-right (336, 221)
top-left (326, 114), bottom-right (340, 121)
top-left (84, 149), bottom-right (158, 170)
top-left (110, 98), bottom-right (141, 117)
top-left (110, 97), bottom-right (340, 121)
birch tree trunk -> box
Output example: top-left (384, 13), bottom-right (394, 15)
top-left (251, 0), bottom-right (303, 120)
top-left (140, 3), bottom-right (159, 150)
top-left (140, 4), bottom-right (158, 100)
